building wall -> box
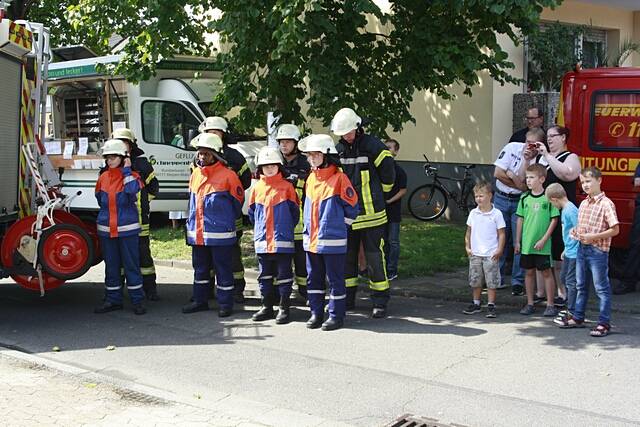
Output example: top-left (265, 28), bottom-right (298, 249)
top-left (385, 1), bottom-right (639, 168)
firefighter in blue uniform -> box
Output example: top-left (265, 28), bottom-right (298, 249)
top-left (300, 134), bottom-right (359, 331)
top-left (94, 139), bottom-right (146, 315)
top-left (183, 133), bottom-right (244, 317)
top-left (276, 124), bottom-right (310, 300)
top-left (332, 108), bottom-right (395, 318)
top-left (248, 146), bottom-right (300, 324)
top-left (112, 128), bottom-right (160, 300)
top-left (199, 116), bottom-right (252, 303)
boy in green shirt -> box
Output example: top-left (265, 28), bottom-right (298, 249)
top-left (515, 164), bottom-right (560, 316)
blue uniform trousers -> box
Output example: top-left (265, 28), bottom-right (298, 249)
top-left (306, 252), bottom-right (346, 320)
top-left (257, 253), bottom-right (294, 300)
top-left (101, 235), bottom-right (144, 305)
top-left (192, 245), bottom-right (234, 309)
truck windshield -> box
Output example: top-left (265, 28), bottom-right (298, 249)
top-left (590, 91), bottom-right (640, 152)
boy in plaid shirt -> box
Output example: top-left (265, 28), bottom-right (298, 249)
top-left (559, 167), bottom-right (619, 337)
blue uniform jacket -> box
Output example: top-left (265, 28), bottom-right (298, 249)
top-left (186, 161), bottom-right (244, 246)
top-left (95, 166), bottom-right (143, 238)
top-left (248, 173), bottom-right (300, 254)
top-left (303, 165), bottom-right (359, 254)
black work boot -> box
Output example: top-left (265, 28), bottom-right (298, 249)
top-left (275, 295), bottom-right (291, 324)
top-left (321, 317), bottom-right (344, 331)
top-left (144, 285), bottom-right (160, 301)
top-left (182, 301), bottom-right (209, 314)
top-left (306, 313), bottom-right (323, 329)
top-left (133, 304), bottom-right (147, 315)
top-left (218, 307), bottom-right (233, 317)
top-left (252, 298), bottom-right (276, 321)
top-left (346, 287), bottom-right (357, 311)
top-left (372, 305), bottom-right (387, 319)
top-left (94, 301), bottom-right (123, 314)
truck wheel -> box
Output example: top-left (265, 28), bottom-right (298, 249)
top-left (38, 224), bottom-right (94, 280)
top-left (1, 216), bottom-right (65, 291)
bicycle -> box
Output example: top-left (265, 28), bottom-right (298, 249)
top-left (408, 155), bottom-right (477, 221)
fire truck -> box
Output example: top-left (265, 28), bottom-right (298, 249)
top-left (0, 14), bottom-right (98, 294)
top-left (559, 67), bottom-right (640, 259)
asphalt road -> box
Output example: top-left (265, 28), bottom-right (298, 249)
top-left (1, 265), bottom-right (640, 427)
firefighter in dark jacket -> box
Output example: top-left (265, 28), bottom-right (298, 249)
top-left (332, 108), bottom-right (395, 318)
top-left (276, 123), bottom-right (310, 300)
top-left (112, 128), bottom-right (160, 300)
top-left (198, 116), bottom-right (252, 303)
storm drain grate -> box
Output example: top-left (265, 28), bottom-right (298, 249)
top-left (114, 388), bottom-right (168, 406)
top-left (386, 414), bottom-right (467, 427)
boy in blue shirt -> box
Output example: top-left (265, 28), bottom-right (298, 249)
top-left (545, 183), bottom-right (579, 324)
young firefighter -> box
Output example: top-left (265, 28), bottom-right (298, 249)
top-left (559, 167), bottom-right (619, 337)
top-left (94, 139), bottom-right (146, 315)
top-left (248, 146), bottom-right (300, 324)
top-left (276, 124), bottom-right (311, 300)
top-left (462, 182), bottom-right (506, 318)
top-left (183, 133), bottom-right (244, 317)
top-left (545, 183), bottom-right (579, 325)
top-left (199, 116), bottom-right (252, 303)
top-left (300, 134), bottom-right (359, 331)
top-left (515, 164), bottom-right (559, 317)
top-left (112, 128), bottom-right (160, 300)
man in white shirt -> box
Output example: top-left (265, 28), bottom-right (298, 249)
top-left (494, 140), bottom-right (527, 295)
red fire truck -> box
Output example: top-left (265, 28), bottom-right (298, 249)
top-left (0, 15), bottom-right (98, 294)
top-left (559, 67), bottom-right (640, 257)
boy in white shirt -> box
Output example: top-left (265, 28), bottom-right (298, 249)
top-left (463, 182), bottom-right (507, 318)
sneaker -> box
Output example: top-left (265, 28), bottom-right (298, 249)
top-left (519, 304), bottom-right (535, 315)
top-left (553, 296), bottom-right (567, 308)
top-left (553, 310), bottom-right (570, 326)
top-left (486, 305), bottom-right (497, 318)
top-left (511, 284), bottom-right (524, 296)
top-left (543, 305), bottom-right (558, 317)
top-left (533, 295), bottom-right (546, 306)
top-left (496, 282), bottom-right (509, 290)
top-left (388, 274), bottom-right (398, 281)
top-left (463, 303), bottom-right (481, 315)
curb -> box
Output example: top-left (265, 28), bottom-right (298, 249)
top-left (154, 260), bottom-right (640, 315)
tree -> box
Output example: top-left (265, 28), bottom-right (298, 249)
top-left (4, 0), bottom-right (83, 47)
top-left (17, 0), bottom-right (563, 136)
top-left (526, 21), bottom-right (583, 92)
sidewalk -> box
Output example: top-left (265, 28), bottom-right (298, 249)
top-left (0, 351), bottom-right (258, 427)
top-left (155, 260), bottom-right (640, 315)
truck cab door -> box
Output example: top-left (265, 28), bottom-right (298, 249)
top-left (135, 98), bottom-right (203, 212)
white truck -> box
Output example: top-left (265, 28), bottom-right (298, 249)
top-left (46, 53), bottom-right (229, 213)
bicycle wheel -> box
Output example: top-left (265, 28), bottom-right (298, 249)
top-left (408, 184), bottom-right (448, 221)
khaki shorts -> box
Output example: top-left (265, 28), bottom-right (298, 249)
top-left (468, 255), bottom-right (501, 289)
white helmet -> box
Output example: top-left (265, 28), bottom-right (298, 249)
top-left (111, 128), bottom-right (136, 142)
top-left (199, 116), bottom-right (228, 133)
top-left (330, 107), bottom-right (361, 136)
top-left (275, 124), bottom-right (301, 142)
top-left (298, 134), bottom-right (337, 154)
top-left (192, 133), bottom-right (223, 151)
top-left (101, 139), bottom-right (128, 157)
top-left (255, 146), bottom-right (284, 166)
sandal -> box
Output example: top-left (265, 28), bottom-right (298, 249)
top-left (558, 316), bottom-right (585, 329)
top-left (590, 323), bottom-right (610, 337)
